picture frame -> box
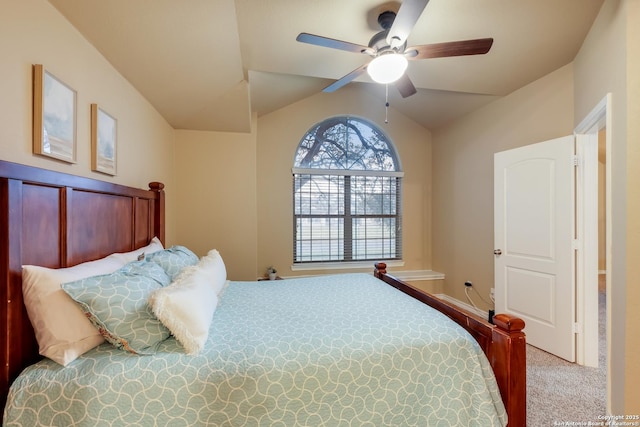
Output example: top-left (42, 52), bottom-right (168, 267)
top-left (33, 64), bottom-right (77, 163)
top-left (91, 104), bottom-right (117, 176)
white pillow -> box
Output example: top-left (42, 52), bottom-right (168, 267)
top-left (149, 266), bottom-right (219, 355)
top-left (195, 249), bottom-right (227, 295)
top-left (22, 255), bottom-right (123, 366)
top-left (110, 236), bottom-right (164, 264)
top-left (21, 237), bottom-right (165, 366)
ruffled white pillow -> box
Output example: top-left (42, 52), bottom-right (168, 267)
top-left (195, 249), bottom-right (227, 295)
top-left (149, 266), bottom-right (218, 354)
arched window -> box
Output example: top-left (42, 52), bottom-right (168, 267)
top-left (292, 116), bottom-right (403, 264)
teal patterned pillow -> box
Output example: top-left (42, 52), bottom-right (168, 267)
top-left (145, 246), bottom-right (199, 280)
top-left (120, 259), bottom-right (171, 286)
top-left (61, 261), bottom-right (171, 354)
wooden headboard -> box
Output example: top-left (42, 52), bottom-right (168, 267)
top-left (0, 160), bottom-right (165, 411)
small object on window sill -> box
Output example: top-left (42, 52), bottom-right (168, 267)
top-left (258, 275), bottom-right (282, 281)
top-left (265, 266), bottom-right (277, 280)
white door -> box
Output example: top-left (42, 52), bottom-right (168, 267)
top-left (494, 136), bottom-right (575, 362)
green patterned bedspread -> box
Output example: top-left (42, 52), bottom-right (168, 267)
top-left (4, 273), bottom-right (506, 426)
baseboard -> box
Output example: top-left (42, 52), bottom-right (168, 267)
top-left (434, 293), bottom-right (487, 319)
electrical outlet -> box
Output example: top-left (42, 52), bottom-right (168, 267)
top-left (464, 281), bottom-right (473, 287)
top-left (490, 288), bottom-right (495, 299)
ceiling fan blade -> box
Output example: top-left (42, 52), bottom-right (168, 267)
top-left (406, 38), bottom-right (494, 59)
top-left (386, 0), bottom-right (430, 48)
top-left (323, 63), bottom-right (369, 93)
top-left (395, 73), bottom-right (417, 98)
top-left (297, 33), bottom-right (374, 55)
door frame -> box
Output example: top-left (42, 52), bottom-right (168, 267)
top-left (573, 94), bottom-right (611, 406)
top-left (575, 132), bottom-right (598, 367)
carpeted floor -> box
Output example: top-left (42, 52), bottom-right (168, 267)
top-left (526, 290), bottom-right (606, 426)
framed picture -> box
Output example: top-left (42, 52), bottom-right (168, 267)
top-left (91, 104), bottom-right (117, 176)
top-left (33, 64), bottom-right (77, 163)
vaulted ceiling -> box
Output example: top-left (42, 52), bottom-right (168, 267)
top-left (48, 0), bottom-right (604, 132)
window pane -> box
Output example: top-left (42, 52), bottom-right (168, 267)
top-left (295, 217), bottom-right (344, 262)
top-left (352, 218), bottom-right (397, 260)
top-left (351, 176), bottom-right (397, 215)
top-left (294, 175), bottom-right (344, 215)
top-left (294, 117), bottom-right (399, 171)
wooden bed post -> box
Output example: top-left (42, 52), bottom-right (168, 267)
top-left (492, 313), bottom-right (527, 427)
top-left (148, 182), bottom-right (165, 245)
top-left (374, 262), bottom-right (387, 278)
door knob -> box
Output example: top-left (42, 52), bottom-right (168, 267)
top-left (494, 249), bottom-right (502, 255)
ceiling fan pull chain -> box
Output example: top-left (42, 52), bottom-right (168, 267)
top-left (385, 84), bottom-right (389, 124)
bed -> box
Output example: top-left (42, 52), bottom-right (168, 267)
top-left (0, 159), bottom-right (526, 426)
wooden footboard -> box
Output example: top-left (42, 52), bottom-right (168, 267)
top-left (374, 262), bottom-right (526, 427)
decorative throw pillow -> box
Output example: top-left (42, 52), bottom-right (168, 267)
top-left (62, 261), bottom-right (171, 354)
top-left (195, 249), bottom-right (227, 295)
top-left (21, 254), bottom-right (124, 366)
top-left (145, 245), bottom-right (199, 280)
top-left (149, 266), bottom-right (219, 354)
top-left (120, 259), bottom-right (172, 287)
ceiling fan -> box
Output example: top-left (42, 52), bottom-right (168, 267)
top-left (296, 0), bottom-right (493, 98)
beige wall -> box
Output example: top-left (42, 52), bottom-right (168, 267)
top-left (1, 0), bottom-right (431, 283)
top-left (174, 87), bottom-right (432, 280)
top-left (0, 0), bottom-right (177, 243)
top-left (574, 0), bottom-right (639, 413)
top-left (173, 125), bottom-right (258, 281)
top-left (173, 87), bottom-right (432, 281)
top-left (431, 63), bottom-right (575, 309)
top-left (432, 0), bottom-right (638, 413)
top-left (256, 86), bottom-right (432, 278)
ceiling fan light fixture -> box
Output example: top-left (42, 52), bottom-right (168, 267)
top-left (367, 53), bottom-right (408, 84)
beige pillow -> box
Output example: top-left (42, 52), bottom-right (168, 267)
top-left (22, 255), bottom-right (122, 366)
top-left (21, 238), bottom-right (165, 366)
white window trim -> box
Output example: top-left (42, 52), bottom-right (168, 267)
top-left (291, 259), bottom-right (405, 272)
top-left (292, 168), bottom-right (404, 178)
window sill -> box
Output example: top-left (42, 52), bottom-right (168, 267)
top-left (391, 270), bottom-right (445, 281)
top-left (291, 260), bottom-right (405, 272)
